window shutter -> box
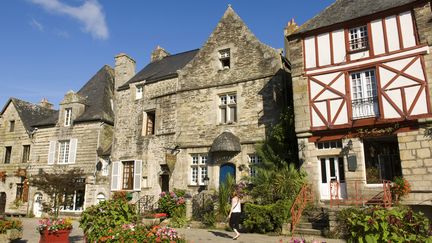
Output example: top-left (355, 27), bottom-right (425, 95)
top-left (134, 160), bottom-right (142, 191)
top-left (68, 138), bottom-right (78, 163)
top-left (48, 141), bottom-right (57, 164)
top-left (111, 161), bottom-right (120, 191)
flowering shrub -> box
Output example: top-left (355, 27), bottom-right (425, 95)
top-left (0, 219), bottom-right (23, 233)
top-left (158, 190), bottom-right (186, 217)
top-left (36, 218), bottom-right (73, 232)
top-left (391, 176), bottom-right (411, 202)
top-left (97, 224), bottom-right (185, 242)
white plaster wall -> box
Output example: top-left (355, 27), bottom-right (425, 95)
top-left (332, 30), bottom-right (346, 63)
top-left (399, 11), bottom-right (416, 48)
top-left (385, 16), bottom-right (400, 52)
top-left (371, 19), bottom-right (386, 55)
top-left (317, 33), bottom-right (331, 66)
top-left (305, 36), bottom-right (316, 69)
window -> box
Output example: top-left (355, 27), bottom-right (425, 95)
top-left (136, 85), bottom-right (143, 100)
top-left (111, 160), bottom-right (142, 191)
top-left (144, 110), bottom-right (156, 135)
top-left (58, 141), bottom-right (70, 164)
top-left (9, 120), bottom-right (15, 132)
top-left (4, 147), bottom-right (11, 164)
top-left (122, 161), bottom-right (134, 190)
top-left (351, 69), bottom-right (379, 119)
top-left (363, 136), bottom-right (402, 184)
top-left (190, 154), bottom-right (208, 185)
top-left (60, 190), bottom-right (85, 211)
top-left (316, 140), bottom-right (342, 150)
top-left (22, 145), bottom-right (30, 163)
top-left (349, 26), bottom-right (368, 51)
top-left (248, 154), bottom-right (262, 177)
top-left (219, 94), bottom-right (237, 124)
top-left (219, 49), bottom-right (231, 69)
top-left (64, 108), bottom-right (72, 126)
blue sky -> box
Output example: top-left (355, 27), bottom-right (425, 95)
top-left (0, 0), bottom-right (334, 109)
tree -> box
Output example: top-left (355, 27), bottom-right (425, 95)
top-left (31, 167), bottom-right (86, 217)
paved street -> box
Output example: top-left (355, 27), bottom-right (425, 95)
top-left (13, 218), bottom-right (346, 243)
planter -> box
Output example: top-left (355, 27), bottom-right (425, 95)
top-left (7, 228), bottom-right (23, 240)
top-left (39, 229), bottom-right (71, 243)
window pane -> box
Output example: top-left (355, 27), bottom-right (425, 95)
top-left (320, 159), bottom-right (327, 183)
top-left (229, 106), bottom-right (237, 122)
top-left (220, 107), bottom-right (227, 123)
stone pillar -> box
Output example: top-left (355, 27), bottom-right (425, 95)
top-left (114, 53), bottom-right (136, 90)
top-left (185, 198), bottom-right (192, 220)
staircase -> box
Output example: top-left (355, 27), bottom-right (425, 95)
top-left (292, 207), bottom-right (329, 236)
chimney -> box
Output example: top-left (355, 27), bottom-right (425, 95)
top-left (39, 98), bottom-right (53, 110)
top-left (151, 46), bottom-right (170, 62)
top-left (114, 53), bottom-right (136, 90)
top-left (284, 18), bottom-right (299, 37)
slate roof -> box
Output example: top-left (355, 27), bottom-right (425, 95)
top-left (34, 65), bottom-right (115, 127)
top-left (118, 49), bottom-right (199, 90)
top-left (296, 0), bottom-right (418, 35)
top-left (0, 98), bottom-right (57, 133)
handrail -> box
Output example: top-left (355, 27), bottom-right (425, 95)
top-left (290, 184), bottom-right (313, 234)
top-left (382, 180), bottom-right (392, 208)
top-left (134, 195), bottom-right (156, 219)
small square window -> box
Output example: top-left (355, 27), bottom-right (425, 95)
top-left (219, 49), bottom-right (230, 69)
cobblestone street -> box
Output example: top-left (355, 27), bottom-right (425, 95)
top-left (13, 218), bottom-right (346, 243)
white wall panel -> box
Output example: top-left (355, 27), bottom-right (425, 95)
top-left (330, 99), bottom-right (342, 120)
top-left (334, 103), bottom-right (348, 125)
top-left (305, 36), bottom-right (317, 69)
top-left (332, 30), bottom-right (346, 63)
top-left (399, 11), bottom-right (416, 48)
top-left (371, 19), bottom-right (385, 55)
top-left (379, 67), bottom-right (395, 88)
top-left (410, 89), bottom-right (428, 115)
top-left (385, 16), bottom-right (400, 52)
top-left (405, 59), bottom-right (425, 81)
top-left (405, 86), bottom-right (420, 111)
top-left (317, 33), bottom-right (331, 66)
top-left (382, 94), bottom-right (401, 119)
top-left (350, 50), bottom-right (369, 60)
top-left (312, 104), bottom-right (326, 127)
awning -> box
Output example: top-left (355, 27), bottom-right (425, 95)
top-left (210, 132), bottom-right (241, 153)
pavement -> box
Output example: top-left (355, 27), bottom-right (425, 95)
top-left (12, 218), bottom-right (346, 243)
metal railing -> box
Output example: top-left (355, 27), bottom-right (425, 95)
top-left (135, 195), bottom-right (157, 218)
top-left (290, 184), bottom-right (313, 234)
top-left (352, 97), bottom-right (379, 119)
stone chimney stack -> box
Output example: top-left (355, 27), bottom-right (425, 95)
top-left (114, 53), bottom-right (136, 90)
top-left (284, 18), bottom-right (299, 59)
top-left (39, 98), bottom-right (53, 109)
top-left (151, 46), bottom-right (170, 62)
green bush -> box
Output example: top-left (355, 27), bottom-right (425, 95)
top-left (340, 206), bottom-right (432, 242)
top-left (243, 199), bottom-right (292, 233)
top-left (79, 198), bottom-right (137, 242)
top-left (0, 219), bottom-right (23, 233)
top-left (192, 194), bottom-right (216, 227)
top-left (158, 190), bottom-right (186, 217)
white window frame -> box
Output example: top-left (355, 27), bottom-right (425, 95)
top-left (136, 85), bottom-right (143, 100)
top-left (219, 49), bottom-right (231, 69)
top-left (219, 93), bottom-right (237, 124)
top-left (349, 25), bottom-right (368, 51)
top-left (248, 154), bottom-right (262, 177)
top-left (64, 108), bottom-right (72, 126)
top-left (190, 154), bottom-right (208, 185)
top-left (58, 140), bottom-right (70, 164)
top-left (350, 69), bottom-right (379, 119)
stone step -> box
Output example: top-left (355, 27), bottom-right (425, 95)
top-left (293, 227), bottom-right (323, 236)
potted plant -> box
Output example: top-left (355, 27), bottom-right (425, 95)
top-left (0, 218), bottom-right (23, 241)
top-left (390, 176), bottom-right (411, 204)
top-left (37, 218), bottom-right (73, 243)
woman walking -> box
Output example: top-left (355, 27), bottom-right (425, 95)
top-left (228, 191), bottom-right (241, 240)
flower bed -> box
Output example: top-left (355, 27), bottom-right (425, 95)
top-left (97, 224), bottom-right (185, 242)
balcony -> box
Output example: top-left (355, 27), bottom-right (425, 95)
top-left (352, 96), bottom-right (379, 119)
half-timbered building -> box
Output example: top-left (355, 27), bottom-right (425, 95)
top-left (286, 0), bottom-right (432, 213)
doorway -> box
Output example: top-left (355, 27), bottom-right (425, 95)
top-left (319, 157), bottom-right (347, 200)
top-left (0, 192), bottom-right (6, 215)
top-left (219, 163), bottom-right (236, 186)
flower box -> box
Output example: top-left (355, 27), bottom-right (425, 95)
top-left (39, 229), bottom-right (71, 243)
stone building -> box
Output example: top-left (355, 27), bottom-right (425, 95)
top-left (111, 6), bottom-right (289, 200)
top-left (0, 65), bottom-right (115, 216)
top-left (0, 98), bottom-right (56, 215)
top-left (286, 0), bottom-right (432, 214)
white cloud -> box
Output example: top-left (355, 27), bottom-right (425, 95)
top-left (29, 18), bottom-right (44, 31)
top-left (29, 0), bottom-right (109, 40)
top-left (55, 29), bottom-right (70, 38)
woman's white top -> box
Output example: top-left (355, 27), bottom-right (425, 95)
top-left (231, 197), bottom-right (241, 213)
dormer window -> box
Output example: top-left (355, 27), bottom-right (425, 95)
top-left (349, 26), bottom-right (368, 51)
top-left (64, 108), bottom-right (72, 126)
top-left (136, 85), bottom-right (143, 100)
top-left (219, 49), bottom-right (231, 69)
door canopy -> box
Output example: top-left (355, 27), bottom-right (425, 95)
top-left (210, 132), bottom-right (241, 153)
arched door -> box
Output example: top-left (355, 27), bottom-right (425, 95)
top-left (219, 163), bottom-right (236, 186)
top-left (33, 193), bottom-right (43, 217)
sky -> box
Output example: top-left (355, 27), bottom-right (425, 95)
top-left (0, 0), bottom-right (334, 109)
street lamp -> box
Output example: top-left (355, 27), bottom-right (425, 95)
top-left (203, 175), bottom-right (210, 191)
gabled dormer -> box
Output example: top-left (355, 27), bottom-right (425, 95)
top-left (59, 91), bottom-right (86, 127)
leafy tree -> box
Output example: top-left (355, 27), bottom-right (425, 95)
top-left (31, 167), bottom-right (86, 217)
